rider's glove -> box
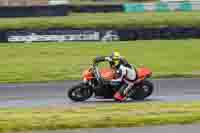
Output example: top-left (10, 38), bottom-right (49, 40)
top-left (105, 57), bottom-right (112, 62)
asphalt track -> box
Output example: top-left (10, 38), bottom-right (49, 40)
top-left (25, 124), bottom-right (200, 133)
top-left (0, 78), bottom-right (200, 108)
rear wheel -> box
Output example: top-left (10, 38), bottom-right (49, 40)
top-left (130, 80), bottom-right (154, 100)
top-left (67, 83), bottom-right (93, 102)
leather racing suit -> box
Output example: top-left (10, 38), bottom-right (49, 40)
top-left (112, 64), bottom-right (137, 101)
top-left (93, 56), bottom-right (137, 101)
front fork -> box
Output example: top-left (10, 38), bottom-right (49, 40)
top-left (83, 78), bottom-right (97, 90)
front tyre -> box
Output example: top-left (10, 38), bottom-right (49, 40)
top-left (130, 80), bottom-right (154, 100)
top-left (67, 83), bottom-right (93, 102)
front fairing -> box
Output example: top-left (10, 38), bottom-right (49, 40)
top-left (82, 69), bottom-right (94, 80)
top-left (99, 68), bottom-right (116, 80)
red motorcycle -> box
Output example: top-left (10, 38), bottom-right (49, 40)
top-left (68, 63), bottom-right (154, 102)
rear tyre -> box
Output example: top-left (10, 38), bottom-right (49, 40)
top-left (67, 83), bottom-right (93, 102)
top-left (130, 80), bottom-right (154, 100)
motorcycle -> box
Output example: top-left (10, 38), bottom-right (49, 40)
top-left (67, 63), bottom-right (154, 102)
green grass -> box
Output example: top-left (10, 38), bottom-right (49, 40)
top-left (0, 101), bottom-right (200, 133)
top-left (1, 12), bottom-right (200, 29)
top-left (0, 39), bottom-right (200, 83)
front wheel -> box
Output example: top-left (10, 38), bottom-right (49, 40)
top-left (130, 80), bottom-right (154, 100)
top-left (67, 83), bottom-right (93, 102)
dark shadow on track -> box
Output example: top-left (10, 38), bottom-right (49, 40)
top-left (67, 98), bottom-right (164, 104)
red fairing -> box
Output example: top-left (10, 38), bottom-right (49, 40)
top-left (82, 68), bottom-right (116, 81)
top-left (137, 67), bottom-right (152, 79)
top-left (83, 67), bottom-right (152, 81)
top-left (82, 69), bottom-right (94, 80)
top-left (99, 68), bottom-right (116, 80)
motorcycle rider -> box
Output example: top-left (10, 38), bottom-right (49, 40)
top-left (93, 52), bottom-right (138, 102)
top-left (110, 56), bottom-right (138, 101)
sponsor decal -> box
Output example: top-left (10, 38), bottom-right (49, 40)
top-left (101, 30), bottom-right (120, 41)
top-left (7, 30), bottom-right (120, 42)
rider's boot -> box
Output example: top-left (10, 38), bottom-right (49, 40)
top-left (114, 91), bottom-right (126, 102)
top-left (114, 84), bottom-right (128, 102)
top-left (114, 83), bottom-right (134, 102)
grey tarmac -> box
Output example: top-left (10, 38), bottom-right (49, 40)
top-left (22, 124), bottom-right (200, 133)
top-left (2, 78), bottom-right (200, 133)
top-left (0, 78), bottom-right (200, 108)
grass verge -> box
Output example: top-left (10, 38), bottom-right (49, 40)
top-left (0, 101), bottom-right (200, 132)
top-left (1, 39), bottom-right (200, 83)
top-left (1, 12), bottom-right (200, 29)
